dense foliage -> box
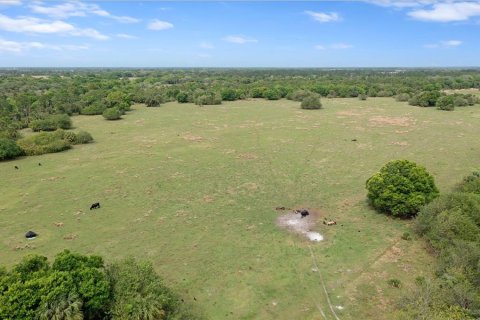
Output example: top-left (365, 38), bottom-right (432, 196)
top-left (0, 251), bottom-right (187, 320)
top-left (366, 160), bottom-right (439, 217)
top-left (16, 129), bottom-right (93, 156)
top-left (398, 172), bottom-right (480, 319)
top-left (30, 114), bottom-right (72, 132)
top-left (0, 138), bottom-right (23, 160)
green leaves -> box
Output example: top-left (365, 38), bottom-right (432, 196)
top-left (366, 159), bottom-right (439, 217)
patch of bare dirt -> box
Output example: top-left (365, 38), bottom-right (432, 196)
top-left (337, 110), bottom-right (362, 116)
top-left (276, 208), bottom-right (324, 242)
top-left (183, 134), bottom-right (203, 142)
top-left (237, 153), bottom-right (258, 160)
top-left (368, 116), bottom-right (415, 127)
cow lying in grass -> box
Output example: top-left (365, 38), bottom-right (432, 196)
top-left (323, 220), bottom-right (337, 226)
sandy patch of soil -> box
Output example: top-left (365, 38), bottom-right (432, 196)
top-left (368, 116), bottom-right (415, 127)
top-left (391, 141), bottom-right (409, 146)
top-left (276, 208), bottom-right (324, 242)
top-left (183, 134), bottom-right (203, 142)
top-left (337, 110), bottom-right (362, 116)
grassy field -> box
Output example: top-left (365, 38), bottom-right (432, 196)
top-left (2, 98), bottom-right (480, 319)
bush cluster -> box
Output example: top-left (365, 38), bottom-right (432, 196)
top-left (0, 251), bottom-right (188, 320)
top-left (17, 129), bottom-right (93, 156)
top-left (30, 114), bottom-right (72, 132)
top-left (398, 171), bottom-right (480, 319)
top-left (194, 91), bottom-right (222, 106)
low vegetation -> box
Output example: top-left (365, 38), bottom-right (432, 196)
top-left (30, 114), bottom-right (72, 132)
top-left (300, 94), bottom-right (322, 110)
top-left (16, 129), bottom-right (93, 156)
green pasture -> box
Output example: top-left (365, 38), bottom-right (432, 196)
top-left (2, 98), bottom-right (480, 319)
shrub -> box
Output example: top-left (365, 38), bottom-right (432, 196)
top-left (287, 90), bottom-right (316, 102)
top-left (0, 138), bottom-right (23, 160)
top-left (102, 108), bottom-right (122, 120)
top-left (366, 160), bottom-right (439, 217)
top-left (75, 131), bottom-right (93, 144)
top-left (415, 193), bottom-right (480, 236)
top-left (409, 91), bottom-right (442, 107)
top-left (63, 131), bottom-right (77, 144)
top-left (30, 114), bottom-right (72, 132)
top-left (81, 102), bottom-right (106, 115)
top-left (436, 95), bottom-right (455, 111)
top-left (194, 92), bottom-right (222, 106)
top-left (396, 93), bottom-right (410, 102)
top-left (221, 88), bottom-right (239, 101)
top-left (301, 95), bottom-right (322, 110)
top-left (358, 94), bottom-right (367, 100)
top-left (263, 88), bottom-right (281, 100)
top-left (401, 232), bottom-right (412, 240)
top-left (388, 279), bottom-right (401, 288)
top-left (17, 130), bottom-right (71, 156)
top-left (456, 171), bottom-right (480, 195)
top-left (176, 91), bottom-right (189, 103)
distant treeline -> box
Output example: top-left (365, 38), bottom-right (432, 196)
top-left (1, 69), bottom-right (479, 159)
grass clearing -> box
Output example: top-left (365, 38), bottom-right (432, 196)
top-left (2, 98), bottom-right (480, 319)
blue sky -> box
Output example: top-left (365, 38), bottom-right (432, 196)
top-left (0, 0), bottom-right (479, 67)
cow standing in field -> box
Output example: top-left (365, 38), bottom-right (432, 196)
top-left (90, 202), bottom-right (101, 210)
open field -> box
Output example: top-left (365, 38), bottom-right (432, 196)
top-left (2, 98), bottom-right (480, 319)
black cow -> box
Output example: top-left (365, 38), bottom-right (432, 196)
top-left (25, 231), bottom-right (37, 239)
top-left (300, 209), bottom-right (309, 218)
top-left (38, 163), bottom-right (42, 166)
top-left (90, 202), bottom-right (101, 210)
top-left (14, 166), bottom-right (18, 169)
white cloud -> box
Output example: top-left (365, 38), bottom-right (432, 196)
top-left (148, 19), bottom-right (173, 30)
top-left (0, 0), bottom-right (21, 6)
top-left (199, 41), bottom-right (214, 49)
top-left (0, 37), bottom-right (89, 53)
top-left (331, 43), bottom-right (353, 49)
top-left (364, 0), bottom-right (433, 8)
top-left (0, 13), bottom-right (109, 40)
top-left (0, 14), bottom-right (75, 33)
top-left (305, 10), bottom-right (340, 23)
top-left (71, 28), bottom-right (108, 40)
top-left (424, 39), bottom-right (463, 48)
top-left (223, 35), bottom-right (257, 44)
top-left (315, 43), bottom-right (353, 50)
top-left (116, 33), bottom-right (137, 39)
top-left (408, 2), bottom-right (480, 22)
top-left (29, 1), bottom-right (139, 23)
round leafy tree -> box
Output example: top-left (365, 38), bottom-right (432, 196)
top-left (366, 160), bottom-right (439, 217)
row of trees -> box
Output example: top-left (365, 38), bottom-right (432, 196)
top-left (0, 250), bottom-right (192, 320)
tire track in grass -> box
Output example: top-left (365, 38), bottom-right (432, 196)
top-left (308, 244), bottom-right (342, 320)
